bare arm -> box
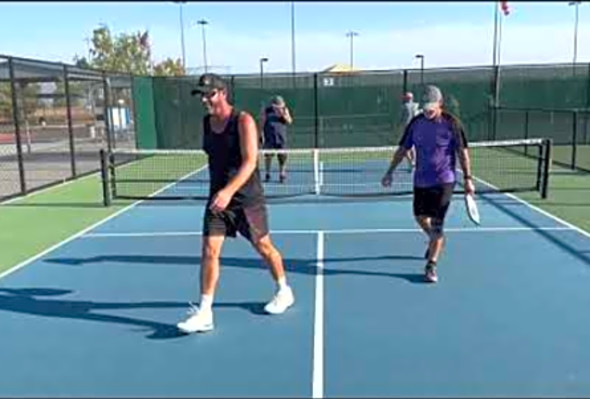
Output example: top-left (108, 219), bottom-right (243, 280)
top-left (381, 146), bottom-right (410, 187)
top-left (457, 148), bottom-right (472, 180)
top-left (386, 146), bottom-right (410, 176)
top-left (452, 117), bottom-right (475, 194)
top-left (281, 107), bottom-right (293, 125)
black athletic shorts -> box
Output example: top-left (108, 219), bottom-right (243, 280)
top-left (202, 202), bottom-right (269, 242)
top-left (413, 183), bottom-right (455, 220)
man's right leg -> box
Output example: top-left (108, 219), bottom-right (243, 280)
top-left (177, 235), bottom-right (225, 333)
top-left (264, 153), bottom-right (273, 182)
top-left (177, 210), bottom-right (228, 333)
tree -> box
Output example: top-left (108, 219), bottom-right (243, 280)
top-left (0, 81), bottom-right (43, 124)
top-left (74, 25), bottom-right (185, 76)
top-left (153, 58), bottom-right (185, 76)
top-left (88, 25), bottom-right (152, 75)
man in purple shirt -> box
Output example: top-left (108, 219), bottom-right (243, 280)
top-left (381, 85), bottom-right (475, 283)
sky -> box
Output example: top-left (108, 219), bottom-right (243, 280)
top-left (1, 1), bottom-right (589, 74)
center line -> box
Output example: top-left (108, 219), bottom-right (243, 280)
top-left (312, 231), bottom-right (324, 399)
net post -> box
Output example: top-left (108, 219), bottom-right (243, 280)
top-left (109, 152), bottom-right (117, 198)
top-left (541, 139), bottom-right (552, 199)
top-left (100, 149), bottom-right (111, 206)
top-left (102, 71), bottom-right (114, 152)
top-left (536, 140), bottom-right (543, 192)
top-left (313, 149), bottom-right (320, 195)
top-left (571, 110), bottom-right (578, 170)
top-left (524, 110), bottom-right (530, 156)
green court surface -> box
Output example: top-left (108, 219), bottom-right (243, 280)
top-left (0, 175), bottom-right (131, 273)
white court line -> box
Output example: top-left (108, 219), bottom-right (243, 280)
top-left (466, 160), bottom-right (590, 240)
top-left (494, 192), bottom-right (590, 240)
top-left (82, 226), bottom-right (574, 238)
top-left (0, 165), bottom-right (207, 281)
top-left (312, 231), bottom-right (324, 399)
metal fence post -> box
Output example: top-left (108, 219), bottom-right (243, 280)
top-left (63, 64), bottom-right (77, 178)
top-left (313, 73), bottom-right (319, 148)
top-left (102, 71), bottom-right (113, 152)
top-left (8, 57), bottom-right (26, 194)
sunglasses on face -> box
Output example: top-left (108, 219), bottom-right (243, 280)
top-left (200, 90), bottom-right (218, 100)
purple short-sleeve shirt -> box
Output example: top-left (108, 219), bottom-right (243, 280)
top-left (400, 112), bottom-right (468, 188)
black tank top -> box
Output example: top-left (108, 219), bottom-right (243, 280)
top-left (202, 108), bottom-right (265, 207)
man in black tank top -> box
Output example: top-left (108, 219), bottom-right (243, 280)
top-left (177, 74), bottom-right (295, 334)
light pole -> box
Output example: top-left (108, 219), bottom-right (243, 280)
top-left (570, 1), bottom-right (582, 73)
top-left (196, 19), bottom-right (209, 73)
top-left (260, 57), bottom-right (269, 89)
top-left (173, 1), bottom-right (187, 70)
top-left (291, 1), bottom-right (296, 83)
top-left (345, 30), bottom-right (359, 70)
top-left (415, 54), bottom-right (424, 86)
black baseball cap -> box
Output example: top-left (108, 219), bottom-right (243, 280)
top-left (190, 73), bottom-right (228, 96)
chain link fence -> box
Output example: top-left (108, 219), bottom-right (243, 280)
top-left (0, 55), bottom-right (137, 202)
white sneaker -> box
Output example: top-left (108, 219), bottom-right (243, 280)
top-left (264, 286), bottom-right (295, 314)
top-left (177, 304), bottom-right (214, 333)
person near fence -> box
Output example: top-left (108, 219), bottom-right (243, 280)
top-left (177, 73), bottom-right (295, 333)
top-left (260, 95), bottom-right (293, 183)
top-left (382, 85), bottom-right (475, 283)
top-left (399, 91), bottom-right (420, 170)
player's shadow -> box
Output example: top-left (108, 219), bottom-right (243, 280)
top-left (0, 287), bottom-right (265, 340)
top-left (478, 193), bottom-right (590, 267)
top-left (46, 254), bottom-right (427, 284)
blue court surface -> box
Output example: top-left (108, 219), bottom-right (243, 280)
top-left (1, 190), bottom-right (590, 397)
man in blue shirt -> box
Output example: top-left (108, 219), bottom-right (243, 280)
top-left (261, 95), bottom-right (293, 183)
top-left (381, 85), bottom-right (475, 283)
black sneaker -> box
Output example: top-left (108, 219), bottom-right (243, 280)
top-left (264, 173), bottom-right (271, 182)
top-left (279, 174), bottom-right (286, 184)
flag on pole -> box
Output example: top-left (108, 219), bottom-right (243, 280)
top-left (500, 1), bottom-right (510, 16)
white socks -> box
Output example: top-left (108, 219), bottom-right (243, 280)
top-left (200, 294), bottom-right (214, 312)
top-left (277, 276), bottom-right (289, 291)
top-left (199, 278), bottom-right (288, 312)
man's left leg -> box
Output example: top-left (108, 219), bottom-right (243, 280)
top-left (239, 204), bottom-right (294, 314)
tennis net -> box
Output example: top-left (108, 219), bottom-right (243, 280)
top-left (100, 138), bottom-right (552, 205)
